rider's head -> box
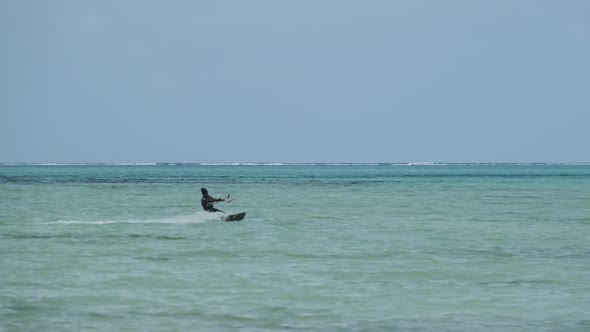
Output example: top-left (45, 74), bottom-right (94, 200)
top-left (201, 187), bottom-right (208, 196)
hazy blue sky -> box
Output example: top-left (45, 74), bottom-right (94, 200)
top-left (2, 0), bottom-right (589, 163)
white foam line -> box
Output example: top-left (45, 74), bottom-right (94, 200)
top-left (42, 213), bottom-right (223, 225)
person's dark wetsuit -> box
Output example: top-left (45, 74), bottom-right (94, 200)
top-left (201, 187), bottom-right (225, 213)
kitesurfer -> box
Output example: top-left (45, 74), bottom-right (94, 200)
top-left (200, 187), bottom-right (226, 213)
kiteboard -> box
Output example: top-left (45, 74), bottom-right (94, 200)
top-left (223, 212), bottom-right (246, 222)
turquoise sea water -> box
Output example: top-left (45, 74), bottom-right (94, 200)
top-left (1, 164), bottom-right (589, 331)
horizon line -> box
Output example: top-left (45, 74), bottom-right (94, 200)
top-left (2, 162), bottom-right (590, 166)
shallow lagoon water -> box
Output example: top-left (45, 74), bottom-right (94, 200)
top-left (1, 164), bottom-right (589, 331)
